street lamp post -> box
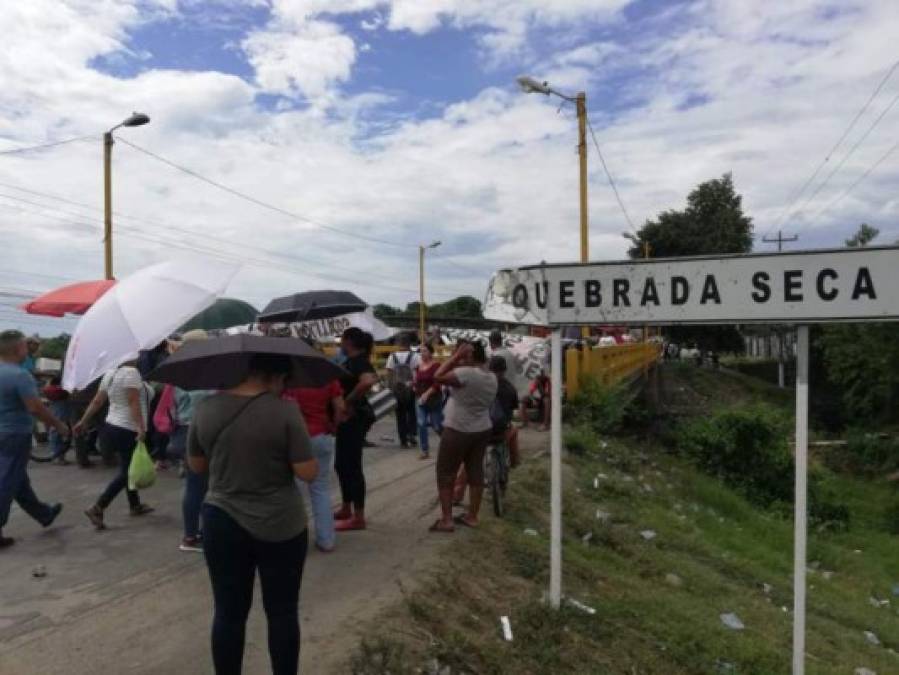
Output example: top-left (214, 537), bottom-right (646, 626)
top-left (419, 241), bottom-right (441, 343)
top-left (104, 112), bottom-right (150, 280)
top-left (518, 76), bottom-right (589, 339)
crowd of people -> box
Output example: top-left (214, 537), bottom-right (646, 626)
top-left (0, 324), bottom-right (543, 674)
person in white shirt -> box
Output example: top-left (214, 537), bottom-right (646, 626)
top-left (75, 362), bottom-right (156, 530)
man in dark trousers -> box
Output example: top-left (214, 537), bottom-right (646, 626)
top-left (386, 334), bottom-right (419, 448)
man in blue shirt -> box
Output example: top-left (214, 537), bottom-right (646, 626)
top-left (20, 336), bottom-right (40, 375)
top-left (0, 330), bottom-right (68, 548)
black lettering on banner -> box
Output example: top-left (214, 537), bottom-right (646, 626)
top-left (852, 267), bottom-right (876, 300)
top-left (699, 275), bottom-right (721, 304)
top-left (535, 282), bottom-right (549, 309)
top-left (512, 284), bottom-right (529, 309)
top-left (640, 278), bottom-right (660, 306)
top-left (816, 269), bottom-right (838, 301)
top-left (559, 280), bottom-right (575, 308)
top-left (613, 279), bottom-right (631, 307)
top-left (671, 276), bottom-right (689, 305)
top-left (584, 279), bottom-right (601, 307)
top-left (751, 271), bottom-right (771, 303)
top-left (784, 270), bottom-right (803, 302)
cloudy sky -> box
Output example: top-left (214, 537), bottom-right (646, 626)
top-left (1, 0), bottom-right (897, 335)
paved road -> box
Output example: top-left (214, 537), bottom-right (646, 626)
top-left (0, 417), bottom-right (449, 674)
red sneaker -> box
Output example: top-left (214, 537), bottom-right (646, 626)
top-left (335, 516), bottom-right (366, 531)
top-left (333, 507), bottom-right (352, 521)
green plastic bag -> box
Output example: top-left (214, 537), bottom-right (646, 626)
top-left (128, 441), bottom-right (157, 491)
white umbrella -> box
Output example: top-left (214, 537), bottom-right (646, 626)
top-left (63, 258), bottom-right (240, 391)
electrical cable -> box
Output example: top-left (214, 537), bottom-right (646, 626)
top-left (116, 138), bottom-right (419, 250)
top-left (585, 117), bottom-right (637, 233)
top-left (0, 135), bottom-right (96, 156)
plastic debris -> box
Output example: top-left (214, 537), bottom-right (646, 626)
top-left (640, 530), bottom-right (657, 541)
top-left (593, 477), bottom-right (599, 489)
top-left (596, 473), bottom-right (609, 480)
top-left (720, 613), bottom-right (745, 631)
top-left (581, 532), bottom-right (593, 544)
top-left (820, 570), bottom-right (834, 581)
top-left (523, 528), bottom-right (538, 537)
top-left (595, 509), bottom-right (611, 522)
top-left (500, 616), bottom-right (513, 642)
top-left (854, 668), bottom-right (877, 675)
top-left (566, 598), bottom-right (597, 615)
top-left (762, 583), bottom-right (773, 595)
top-left (864, 631), bottom-right (880, 646)
top-left (665, 573), bottom-right (683, 588)
top-left (869, 597), bottom-right (890, 608)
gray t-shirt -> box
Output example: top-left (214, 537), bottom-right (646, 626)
top-left (443, 366), bottom-right (498, 434)
top-left (188, 392), bottom-right (313, 542)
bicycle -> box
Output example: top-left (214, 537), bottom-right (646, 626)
top-left (483, 436), bottom-right (510, 518)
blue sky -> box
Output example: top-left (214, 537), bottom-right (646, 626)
top-left (0, 0), bottom-right (897, 335)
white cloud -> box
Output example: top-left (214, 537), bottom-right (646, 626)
top-left (2, 0), bottom-right (899, 339)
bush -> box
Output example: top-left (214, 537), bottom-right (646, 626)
top-left (563, 425), bottom-right (599, 456)
top-left (675, 405), bottom-right (849, 527)
top-left (842, 430), bottom-right (899, 475)
top-left (565, 379), bottom-right (629, 435)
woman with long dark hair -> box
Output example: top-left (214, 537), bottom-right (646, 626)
top-left (333, 327), bottom-right (377, 531)
top-left (188, 353), bottom-right (317, 675)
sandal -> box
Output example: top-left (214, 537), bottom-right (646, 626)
top-left (453, 514), bottom-right (478, 529)
top-left (428, 519), bottom-right (455, 533)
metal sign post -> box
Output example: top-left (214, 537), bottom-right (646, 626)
top-left (792, 325), bottom-right (809, 675)
top-left (483, 246), bottom-right (899, 675)
top-left (549, 328), bottom-right (563, 609)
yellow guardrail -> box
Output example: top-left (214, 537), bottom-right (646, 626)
top-left (565, 342), bottom-right (661, 398)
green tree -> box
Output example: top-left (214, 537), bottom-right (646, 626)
top-left (37, 333), bottom-right (70, 360)
top-left (629, 173), bottom-right (753, 354)
top-left (819, 224), bottom-right (899, 425)
top-left (627, 173), bottom-right (753, 258)
top-left (372, 303), bottom-right (402, 321)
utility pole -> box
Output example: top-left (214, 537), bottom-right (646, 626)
top-left (418, 241), bottom-right (441, 343)
top-left (103, 132), bottom-right (114, 280)
top-left (576, 92), bottom-right (590, 340)
top-left (763, 230), bottom-right (799, 388)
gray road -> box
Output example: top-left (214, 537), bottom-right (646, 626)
top-left (0, 417), bottom-right (449, 674)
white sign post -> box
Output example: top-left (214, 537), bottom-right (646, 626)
top-left (484, 247), bottom-right (899, 673)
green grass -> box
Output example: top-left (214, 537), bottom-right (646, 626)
top-left (349, 369), bottom-right (899, 675)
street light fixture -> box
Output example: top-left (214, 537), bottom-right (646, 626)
top-left (419, 240), bottom-right (442, 343)
top-left (519, 75), bottom-right (589, 341)
top-left (104, 111), bottom-right (151, 279)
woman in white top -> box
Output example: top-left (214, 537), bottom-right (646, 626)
top-left (74, 361), bottom-right (155, 529)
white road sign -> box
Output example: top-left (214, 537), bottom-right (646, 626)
top-left (484, 246), bottom-right (899, 326)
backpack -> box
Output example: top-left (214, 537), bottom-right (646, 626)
top-left (391, 352), bottom-right (415, 403)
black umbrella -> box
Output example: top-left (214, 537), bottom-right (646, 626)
top-left (257, 290), bottom-right (367, 323)
top-left (148, 334), bottom-right (346, 390)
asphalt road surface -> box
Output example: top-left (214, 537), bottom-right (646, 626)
top-left (0, 417), bottom-right (450, 674)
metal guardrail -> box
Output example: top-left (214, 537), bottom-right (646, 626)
top-left (565, 343), bottom-right (661, 397)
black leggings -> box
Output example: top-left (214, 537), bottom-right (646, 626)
top-left (335, 417), bottom-right (366, 510)
top-left (97, 424), bottom-right (141, 510)
top-left (202, 504), bottom-right (308, 675)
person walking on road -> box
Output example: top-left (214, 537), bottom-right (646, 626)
top-left (284, 373), bottom-right (345, 553)
top-left (188, 353), bottom-right (318, 675)
top-left (414, 341), bottom-right (443, 460)
top-left (154, 330), bottom-right (214, 552)
top-left (429, 341), bottom-right (497, 533)
top-left (0, 330), bottom-right (67, 548)
top-left (76, 361), bottom-right (156, 530)
top-left (386, 333), bottom-right (418, 448)
top-left (333, 327), bottom-right (377, 532)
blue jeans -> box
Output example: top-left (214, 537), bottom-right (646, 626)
top-left (416, 404), bottom-right (444, 453)
top-left (0, 432), bottom-right (54, 529)
top-left (183, 467), bottom-right (209, 539)
top-left (48, 400), bottom-right (71, 460)
top-left (300, 434), bottom-right (335, 549)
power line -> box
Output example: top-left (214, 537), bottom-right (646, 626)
top-left (429, 249), bottom-right (496, 277)
top-left (761, 230), bottom-right (799, 252)
top-left (765, 58), bottom-right (899, 237)
top-left (116, 137), bottom-right (419, 250)
top-left (805, 137), bottom-right (899, 225)
top-left (790, 87), bottom-right (899, 224)
top-left (585, 117), bottom-right (637, 233)
top-left (0, 135), bottom-right (96, 156)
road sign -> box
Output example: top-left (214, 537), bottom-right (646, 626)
top-left (485, 245), bottom-right (899, 675)
top-left (484, 246), bottom-right (899, 326)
